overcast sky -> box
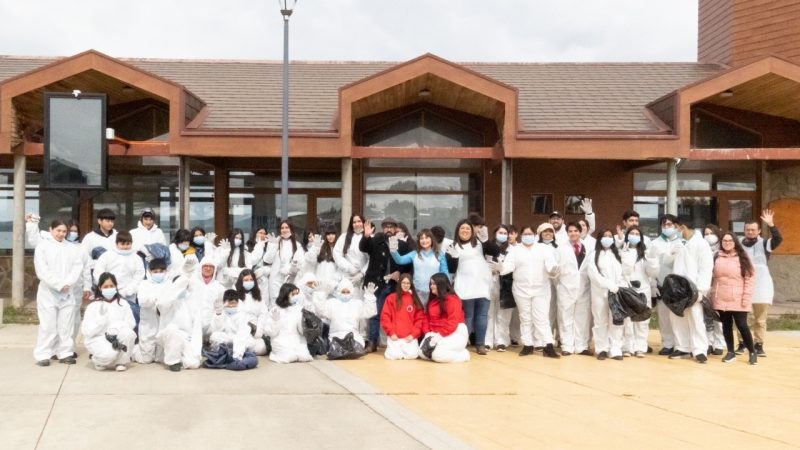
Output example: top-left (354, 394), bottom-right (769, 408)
top-left (0, 0), bottom-right (699, 62)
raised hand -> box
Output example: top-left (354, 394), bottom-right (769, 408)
top-left (388, 235), bottom-right (399, 252)
top-left (206, 232), bottom-right (217, 244)
top-left (365, 282), bottom-right (378, 296)
top-left (761, 209), bottom-right (775, 227)
top-left (266, 233), bottom-right (280, 245)
top-left (580, 197), bottom-right (593, 215)
top-left (363, 220), bottom-right (375, 238)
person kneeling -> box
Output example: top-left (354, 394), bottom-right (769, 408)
top-left (314, 279), bottom-right (378, 360)
top-left (207, 290), bottom-right (265, 368)
top-left (381, 274), bottom-right (425, 360)
top-left (81, 273), bottom-right (136, 371)
top-left (419, 273), bottom-right (470, 363)
top-left (262, 284), bottom-right (313, 364)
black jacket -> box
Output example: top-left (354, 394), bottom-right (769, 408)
top-left (359, 232), bottom-right (414, 287)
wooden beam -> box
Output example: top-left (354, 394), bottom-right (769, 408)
top-left (22, 141), bottom-right (169, 156)
top-left (690, 148), bottom-right (800, 160)
top-left (352, 146), bottom-right (495, 159)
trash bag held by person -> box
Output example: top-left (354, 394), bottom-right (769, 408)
top-left (660, 274), bottom-right (698, 317)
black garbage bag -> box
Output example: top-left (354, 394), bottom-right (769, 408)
top-left (226, 351), bottom-right (259, 371)
top-left (307, 335), bottom-right (329, 356)
top-left (608, 291), bottom-right (628, 326)
top-left (701, 296), bottom-right (721, 332)
top-left (203, 344), bottom-right (232, 369)
top-left (327, 332), bottom-right (365, 360)
top-left (301, 309), bottom-right (323, 343)
top-left (498, 274), bottom-right (517, 309)
top-left (419, 335), bottom-right (436, 359)
top-left (660, 274), bottom-right (698, 317)
top-left (608, 287), bottom-right (652, 326)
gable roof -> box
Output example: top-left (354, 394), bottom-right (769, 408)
top-left (0, 54), bottom-right (725, 133)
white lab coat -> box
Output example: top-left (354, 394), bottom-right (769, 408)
top-left (93, 250), bottom-right (145, 301)
top-left (333, 232), bottom-right (368, 284)
top-left (216, 244), bottom-right (263, 289)
top-left (555, 242), bottom-right (592, 353)
top-left (81, 299), bottom-right (136, 370)
top-left (450, 241), bottom-right (492, 300)
top-left (741, 236), bottom-right (774, 304)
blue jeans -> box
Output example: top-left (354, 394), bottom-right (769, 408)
top-left (368, 282), bottom-right (396, 346)
top-left (462, 297), bottom-right (490, 346)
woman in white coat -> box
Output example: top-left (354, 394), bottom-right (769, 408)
top-left (262, 283), bottom-right (313, 364)
top-left (81, 273), bottom-right (136, 371)
top-left (334, 214), bottom-right (368, 296)
top-left (233, 269), bottom-right (268, 356)
top-left (620, 226), bottom-right (660, 357)
top-left (304, 226), bottom-right (341, 288)
top-left (217, 228), bottom-right (264, 289)
top-left (485, 225), bottom-right (514, 352)
top-left (33, 219), bottom-right (85, 366)
top-left (554, 222), bottom-right (593, 356)
top-left (313, 278), bottom-right (378, 350)
top-left (587, 229), bottom-right (627, 361)
top-left (263, 221), bottom-right (306, 304)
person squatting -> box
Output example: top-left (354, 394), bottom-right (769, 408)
top-left (27, 200), bottom-right (781, 370)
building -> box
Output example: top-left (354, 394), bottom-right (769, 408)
top-left (2, 0), bottom-right (800, 304)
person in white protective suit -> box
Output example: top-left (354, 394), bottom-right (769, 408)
top-left (554, 222), bottom-right (593, 356)
top-left (131, 258), bottom-right (168, 364)
top-left (649, 214), bottom-right (684, 355)
top-left (668, 217), bottom-right (714, 364)
top-left (81, 273), bottom-right (136, 371)
top-left (586, 229), bottom-right (628, 361)
top-left (93, 231), bottom-right (145, 304)
top-left (702, 224), bottom-right (725, 355)
top-left (620, 226), bottom-right (660, 357)
top-left (129, 208), bottom-right (166, 254)
top-left (381, 274), bottom-right (425, 360)
top-left (614, 210), bottom-right (652, 250)
top-left (215, 227), bottom-right (266, 289)
top-left (247, 226), bottom-right (271, 300)
top-left (419, 273), bottom-right (470, 363)
top-left (263, 221), bottom-right (305, 304)
top-left (484, 225), bottom-right (515, 352)
top-left (208, 289), bottom-right (265, 364)
top-left (333, 214), bottom-right (369, 299)
top-left (33, 219), bottom-right (85, 366)
top-left (146, 256), bottom-right (216, 368)
top-left (232, 269), bottom-right (268, 356)
top-left (304, 225), bottom-right (342, 289)
top-left (313, 278), bottom-right (378, 351)
top-left (261, 283), bottom-right (313, 364)
top-left (492, 224), bottom-right (561, 358)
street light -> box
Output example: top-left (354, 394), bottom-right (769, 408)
top-left (279, 0), bottom-right (297, 221)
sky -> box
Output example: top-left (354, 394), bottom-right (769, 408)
top-left (0, 0), bottom-right (699, 62)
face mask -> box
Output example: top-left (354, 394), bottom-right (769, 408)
top-left (337, 292), bottom-right (352, 303)
top-left (627, 235), bottom-right (641, 246)
top-left (705, 235), bottom-right (719, 246)
top-left (661, 228), bottom-right (677, 238)
top-left (495, 233), bottom-right (508, 243)
top-left (224, 307), bottom-right (238, 316)
top-left (521, 235), bottom-right (536, 246)
top-left (476, 227), bottom-right (489, 242)
top-left (243, 281), bottom-right (255, 291)
top-left (193, 236), bottom-right (205, 246)
top-left (67, 231), bottom-right (79, 242)
top-left (101, 288), bottom-right (117, 300)
top-left (234, 238), bottom-right (243, 247)
top-left (150, 273), bottom-right (166, 284)
top-left (542, 239), bottom-right (553, 245)
top-left (116, 248), bottom-right (134, 256)
top-left (177, 243), bottom-right (190, 251)
top-left (290, 294), bottom-right (303, 305)
top-left (600, 237), bottom-right (615, 249)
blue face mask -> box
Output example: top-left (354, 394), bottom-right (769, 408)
top-left (224, 307), bottom-right (238, 316)
top-left (662, 227), bottom-right (677, 238)
top-left (177, 243), bottom-right (190, 251)
top-left (290, 294), bottom-right (303, 305)
top-left (67, 231), bottom-right (79, 242)
top-left (495, 234), bottom-right (508, 243)
top-left (600, 237), bottom-right (615, 249)
top-left (101, 287), bottom-right (117, 300)
top-left (337, 292), bottom-right (352, 303)
top-left (116, 248), bottom-right (134, 256)
top-left (542, 239), bottom-right (553, 245)
top-left (193, 236), bottom-right (205, 246)
top-left (521, 235), bottom-right (536, 246)
top-left (150, 273), bottom-right (166, 284)
top-left (627, 235), bottom-right (641, 246)
top-left (243, 281), bottom-right (255, 291)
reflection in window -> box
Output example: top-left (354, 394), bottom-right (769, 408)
top-left (364, 194), bottom-right (468, 237)
top-left (360, 109), bottom-right (485, 148)
top-left (531, 194), bottom-right (553, 215)
top-left (365, 173), bottom-right (469, 191)
top-left (229, 193), bottom-right (308, 238)
top-left (634, 173), bottom-right (713, 191)
top-left (633, 196), bottom-right (717, 238)
top-left (691, 110), bottom-right (761, 149)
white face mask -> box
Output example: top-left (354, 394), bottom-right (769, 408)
top-left (234, 238), bottom-right (243, 247)
top-left (600, 237), bottom-right (614, 249)
top-left (704, 235), bottom-right (719, 246)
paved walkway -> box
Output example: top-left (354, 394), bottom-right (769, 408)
top-left (2, 325), bottom-right (799, 449)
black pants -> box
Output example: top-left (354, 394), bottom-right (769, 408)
top-left (718, 310), bottom-right (754, 353)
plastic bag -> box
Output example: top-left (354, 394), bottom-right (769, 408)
top-left (419, 335), bottom-right (436, 359)
top-left (327, 332), bottom-right (365, 360)
top-left (608, 287), bottom-right (652, 325)
top-left (498, 274), bottom-right (516, 309)
top-left (701, 296), bottom-right (721, 332)
top-left (226, 351), bottom-right (258, 371)
top-left (203, 344), bottom-right (258, 370)
top-left (301, 309), bottom-right (323, 342)
top-left (660, 274), bottom-right (698, 317)
top-left (307, 336), bottom-right (329, 356)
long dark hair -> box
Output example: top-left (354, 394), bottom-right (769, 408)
top-left (227, 228), bottom-right (246, 268)
top-left (247, 226), bottom-right (268, 252)
top-left (275, 283), bottom-right (299, 308)
top-left (720, 231), bottom-right (755, 278)
top-left (415, 229), bottom-right (440, 260)
top-left (235, 269), bottom-right (261, 301)
top-left (427, 273), bottom-right (455, 318)
top-left (394, 273), bottom-right (423, 311)
top-left (317, 226), bottom-right (337, 264)
top-left (173, 228), bottom-right (191, 245)
top-left (594, 228), bottom-right (621, 275)
top-left (278, 221), bottom-right (299, 256)
top-left (492, 224), bottom-right (511, 254)
top-left (95, 272), bottom-right (121, 304)
top-left (342, 214), bottom-right (364, 255)
top-left (397, 222), bottom-right (416, 249)
top-left (454, 219), bottom-right (477, 248)
top-left (625, 226), bottom-right (646, 261)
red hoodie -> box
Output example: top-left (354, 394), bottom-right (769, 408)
top-left (381, 291), bottom-right (426, 339)
top-left (423, 294), bottom-right (464, 337)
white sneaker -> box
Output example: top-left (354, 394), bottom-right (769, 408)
top-left (634, 351), bottom-right (646, 358)
top-left (94, 364), bottom-right (106, 371)
top-left (115, 365), bottom-right (127, 372)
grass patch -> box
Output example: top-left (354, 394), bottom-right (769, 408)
top-left (767, 314), bottom-right (800, 331)
top-left (2, 306), bottom-right (39, 325)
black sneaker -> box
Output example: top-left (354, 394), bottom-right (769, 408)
top-left (579, 349), bottom-right (594, 356)
top-left (695, 354), bottom-right (708, 364)
top-left (169, 362), bottom-right (182, 372)
top-left (496, 345), bottom-right (507, 352)
top-left (533, 346), bottom-right (544, 352)
top-left (510, 339), bottom-right (519, 346)
top-left (755, 343), bottom-right (766, 357)
top-left (707, 345), bottom-right (714, 355)
top-left (36, 359), bottom-right (51, 367)
top-left (669, 350), bottom-right (691, 359)
top-left (519, 346), bottom-right (534, 356)
top-left (658, 347), bottom-right (673, 356)
top-left (476, 346), bottom-right (487, 355)
top-left (612, 355), bottom-right (623, 361)
top-left (734, 342), bottom-right (746, 355)
top-left (722, 352), bottom-right (736, 363)
top-left (561, 351), bottom-right (572, 356)
top-left (711, 348), bottom-right (724, 356)
top-left (646, 346), bottom-right (653, 354)
top-left (597, 351), bottom-right (608, 361)
top-left (59, 356), bottom-right (76, 365)
top-left (543, 344), bottom-right (560, 359)
top-left (749, 352), bottom-right (758, 365)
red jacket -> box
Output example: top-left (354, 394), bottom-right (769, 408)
top-left (423, 294), bottom-right (464, 337)
top-left (381, 292), bottom-right (426, 339)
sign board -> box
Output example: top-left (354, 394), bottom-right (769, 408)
top-left (44, 92), bottom-right (107, 190)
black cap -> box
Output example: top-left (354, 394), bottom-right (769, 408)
top-left (549, 211), bottom-right (563, 218)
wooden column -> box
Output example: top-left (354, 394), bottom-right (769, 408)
top-left (11, 151), bottom-right (26, 309)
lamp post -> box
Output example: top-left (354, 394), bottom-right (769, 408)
top-left (279, 0), bottom-right (297, 221)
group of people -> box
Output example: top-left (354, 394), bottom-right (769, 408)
top-left (28, 198), bottom-right (782, 371)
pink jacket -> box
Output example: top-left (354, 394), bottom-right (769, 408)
top-left (710, 251), bottom-right (756, 312)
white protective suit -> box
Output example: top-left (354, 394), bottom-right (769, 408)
top-left (261, 302), bottom-right (312, 364)
top-left (263, 239), bottom-right (305, 304)
top-left (586, 249), bottom-right (626, 357)
top-left (130, 221), bottom-right (167, 253)
top-left (216, 243), bottom-right (264, 289)
top-left (93, 250), bottom-right (145, 302)
top-left (620, 246), bottom-right (660, 354)
top-left (131, 276), bottom-right (165, 364)
top-left (190, 256), bottom-right (227, 337)
top-left (671, 231), bottom-right (714, 356)
top-left (419, 323), bottom-right (471, 363)
top-left (81, 299), bottom-right (136, 370)
top-left (498, 243), bottom-right (560, 347)
top-left (649, 234), bottom-right (684, 350)
top-left (555, 242), bottom-right (592, 354)
top-left (486, 246), bottom-right (513, 349)
top-left (208, 308), bottom-right (260, 360)
top-left (33, 236), bottom-right (84, 361)
top-left (313, 279), bottom-right (377, 347)
top-left (334, 231), bottom-right (368, 296)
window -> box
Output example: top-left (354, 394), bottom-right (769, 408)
top-left (691, 110), bottom-right (762, 149)
top-left (356, 108), bottom-right (490, 147)
top-left (531, 194), bottom-right (553, 215)
top-left (633, 196), bottom-right (717, 237)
